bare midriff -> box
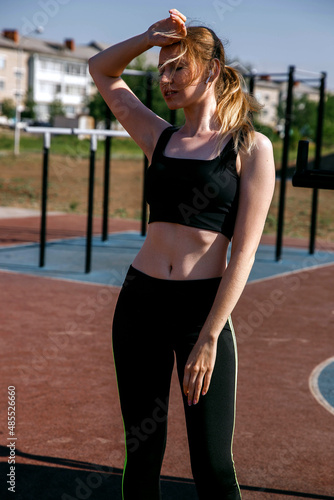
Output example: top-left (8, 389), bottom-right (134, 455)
top-left (132, 221), bottom-right (229, 280)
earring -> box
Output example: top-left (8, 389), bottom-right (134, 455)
top-left (205, 70), bottom-right (212, 84)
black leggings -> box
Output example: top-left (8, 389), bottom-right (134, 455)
top-left (112, 265), bottom-right (241, 500)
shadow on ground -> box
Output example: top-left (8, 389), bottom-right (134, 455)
top-left (1, 447), bottom-right (333, 500)
top-left (1, 446), bottom-right (197, 500)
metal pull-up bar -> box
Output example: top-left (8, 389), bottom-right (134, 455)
top-left (26, 126), bottom-right (131, 273)
top-left (292, 71), bottom-right (328, 255)
top-left (293, 141), bottom-right (334, 190)
top-left (292, 139), bottom-right (334, 254)
top-left (246, 67), bottom-right (327, 260)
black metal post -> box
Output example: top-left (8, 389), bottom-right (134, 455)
top-left (141, 72), bottom-right (153, 237)
top-left (296, 140), bottom-right (309, 173)
top-left (39, 132), bottom-right (50, 267)
top-left (276, 66), bottom-right (295, 261)
top-left (102, 105), bottom-right (112, 241)
top-left (309, 72), bottom-right (326, 255)
top-left (86, 135), bottom-right (97, 273)
top-left (248, 74), bottom-right (255, 96)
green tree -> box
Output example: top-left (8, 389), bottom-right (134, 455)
top-left (86, 91), bottom-right (108, 123)
top-left (292, 95), bottom-right (318, 140)
top-left (1, 98), bottom-right (15, 119)
top-left (49, 99), bottom-right (65, 125)
top-left (21, 88), bottom-right (36, 120)
top-left (277, 94), bottom-right (318, 147)
top-left (323, 94), bottom-right (334, 146)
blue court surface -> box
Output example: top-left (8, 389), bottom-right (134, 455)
top-left (318, 360), bottom-right (334, 411)
top-left (1, 231), bottom-right (334, 287)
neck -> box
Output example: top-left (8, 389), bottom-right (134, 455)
top-left (181, 90), bottom-right (220, 136)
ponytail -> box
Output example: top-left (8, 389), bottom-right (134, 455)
top-left (215, 65), bottom-right (262, 154)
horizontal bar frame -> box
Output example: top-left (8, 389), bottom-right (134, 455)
top-left (26, 126), bottom-right (130, 138)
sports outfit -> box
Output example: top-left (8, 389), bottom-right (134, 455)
top-left (112, 126), bottom-right (242, 499)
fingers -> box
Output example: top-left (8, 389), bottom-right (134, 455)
top-left (169, 9), bottom-right (187, 36)
top-left (169, 8), bottom-right (187, 23)
top-left (183, 340), bottom-right (217, 406)
top-left (183, 365), bottom-right (212, 406)
top-left (147, 9), bottom-right (186, 47)
top-left (201, 371), bottom-right (212, 397)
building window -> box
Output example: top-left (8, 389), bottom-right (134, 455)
top-left (65, 105), bottom-right (76, 117)
top-left (0, 80), bottom-right (5, 91)
top-left (39, 81), bottom-right (62, 95)
top-left (14, 67), bottom-right (24, 79)
top-left (65, 85), bottom-right (86, 96)
top-left (36, 103), bottom-right (50, 121)
top-left (65, 62), bottom-right (86, 76)
top-left (0, 56), bottom-right (6, 70)
top-left (40, 58), bottom-right (63, 72)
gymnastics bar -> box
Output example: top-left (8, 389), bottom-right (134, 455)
top-left (26, 127), bottom-right (130, 272)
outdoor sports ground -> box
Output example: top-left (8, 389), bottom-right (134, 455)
top-left (0, 209), bottom-right (333, 500)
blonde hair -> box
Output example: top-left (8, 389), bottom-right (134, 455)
top-left (160, 26), bottom-right (262, 154)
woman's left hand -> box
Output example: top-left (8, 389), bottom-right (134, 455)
top-left (183, 337), bottom-right (218, 406)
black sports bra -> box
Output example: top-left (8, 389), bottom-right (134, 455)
top-left (145, 126), bottom-right (240, 240)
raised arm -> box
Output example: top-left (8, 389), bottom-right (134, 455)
top-left (88, 9), bottom-right (187, 161)
top-left (183, 133), bottom-right (276, 405)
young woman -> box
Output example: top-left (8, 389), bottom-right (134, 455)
top-left (89, 8), bottom-right (275, 500)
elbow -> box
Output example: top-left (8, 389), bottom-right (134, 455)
top-left (88, 54), bottom-right (102, 79)
top-left (88, 56), bottom-right (96, 77)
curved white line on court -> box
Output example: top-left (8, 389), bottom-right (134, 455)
top-left (309, 356), bottom-right (334, 417)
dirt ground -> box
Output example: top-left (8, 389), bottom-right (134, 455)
top-left (0, 152), bottom-right (333, 241)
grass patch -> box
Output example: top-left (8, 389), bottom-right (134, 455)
top-left (2, 129), bottom-right (334, 165)
top-left (0, 130), bottom-right (143, 159)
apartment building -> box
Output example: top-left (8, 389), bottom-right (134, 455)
top-left (252, 77), bottom-right (320, 129)
top-left (0, 29), bottom-right (106, 122)
top-left (253, 79), bottom-right (282, 128)
top-left (0, 31), bottom-right (30, 115)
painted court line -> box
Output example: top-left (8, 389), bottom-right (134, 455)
top-left (247, 260), bottom-right (334, 285)
top-left (309, 356), bottom-right (334, 417)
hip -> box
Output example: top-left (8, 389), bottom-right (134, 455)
top-left (113, 265), bottom-right (223, 335)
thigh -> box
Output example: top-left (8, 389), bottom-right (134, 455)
top-left (175, 318), bottom-right (240, 498)
top-left (112, 278), bottom-right (175, 457)
top-left (175, 318), bottom-right (237, 451)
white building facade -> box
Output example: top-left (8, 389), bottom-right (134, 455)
top-left (0, 30), bottom-right (102, 123)
top-left (28, 53), bottom-right (92, 120)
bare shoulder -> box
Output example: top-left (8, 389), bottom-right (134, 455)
top-left (250, 131), bottom-right (274, 158)
top-left (254, 131), bottom-right (273, 148)
top-left (239, 131), bottom-right (275, 174)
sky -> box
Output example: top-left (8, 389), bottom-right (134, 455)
top-left (1, 0), bottom-right (334, 90)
